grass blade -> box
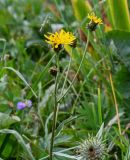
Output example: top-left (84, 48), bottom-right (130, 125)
top-left (98, 87), bottom-right (102, 125)
top-left (107, 0), bottom-right (130, 31)
top-left (0, 129), bottom-right (35, 160)
top-left (71, 0), bottom-right (91, 22)
top-left (3, 67), bottom-right (37, 98)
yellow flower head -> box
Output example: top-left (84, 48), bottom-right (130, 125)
top-left (88, 13), bottom-right (102, 24)
top-left (87, 13), bottom-right (102, 31)
top-left (44, 29), bottom-right (76, 49)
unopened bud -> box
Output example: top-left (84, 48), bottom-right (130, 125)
top-left (49, 66), bottom-right (58, 76)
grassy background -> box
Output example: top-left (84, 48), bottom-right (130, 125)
top-left (0, 0), bottom-right (130, 159)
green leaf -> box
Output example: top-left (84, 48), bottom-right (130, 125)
top-left (124, 146), bottom-right (130, 160)
top-left (71, 0), bottom-right (91, 22)
top-left (55, 116), bottom-right (78, 137)
top-left (96, 123), bottom-right (104, 139)
top-left (54, 135), bottom-right (73, 145)
top-left (0, 112), bottom-right (20, 129)
top-left (0, 10), bottom-right (14, 25)
top-left (107, 0), bottom-right (130, 31)
top-left (106, 30), bottom-right (130, 68)
top-left (106, 30), bottom-right (130, 57)
top-left (54, 152), bottom-right (78, 159)
top-left (3, 67), bottom-right (37, 98)
top-left (0, 129), bottom-right (35, 160)
top-left (115, 66), bottom-right (130, 98)
top-left (0, 75), bottom-right (7, 91)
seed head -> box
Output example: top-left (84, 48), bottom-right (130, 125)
top-left (79, 135), bottom-right (106, 160)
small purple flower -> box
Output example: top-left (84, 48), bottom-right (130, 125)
top-left (26, 100), bottom-right (32, 108)
top-left (17, 102), bottom-right (26, 110)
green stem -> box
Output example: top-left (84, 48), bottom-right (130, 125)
top-left (60, 54), bottom-right (72, 97)
top-left (49, 54), bottom-right (59, 160)
top-left (57, 31), bottom-right (90, 103)
top-left (98, 87), bottom-right (102, 125)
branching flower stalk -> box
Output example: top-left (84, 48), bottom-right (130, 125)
top-left (45, 24), bottom-right (97, 159)
top-left (45, 29), bottom-right (77, 159)
top-left (60, 51), bottom-right (72, 97)
top-left (57, 31), bottom-right (90, 103)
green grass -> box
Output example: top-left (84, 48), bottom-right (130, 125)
top-left (0, 0), bottom-right (130, 159)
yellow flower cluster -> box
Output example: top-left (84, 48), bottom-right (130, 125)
top-left (44, 29), bottom-right (76, 49)
top-left (88, 13), bottom-right (102, 24)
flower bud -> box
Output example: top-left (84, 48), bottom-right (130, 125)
top-left (49, 66), bottom-right (58, 76)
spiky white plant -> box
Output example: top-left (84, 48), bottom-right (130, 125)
top-left (79, 134), bottom-right (106, 160)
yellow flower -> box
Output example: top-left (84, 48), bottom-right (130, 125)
top-left (88, 13), bottom-right (102, 24)
top-left (44, 29), bottom-right (76, 49)
top-left (87, 13), bottom-right (102, 31)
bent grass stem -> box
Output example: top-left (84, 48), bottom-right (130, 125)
top-left (109, 72), bottom-right (121, 135)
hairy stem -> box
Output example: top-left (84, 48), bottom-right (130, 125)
top-left (49, 54), bottom-right (59, 160)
